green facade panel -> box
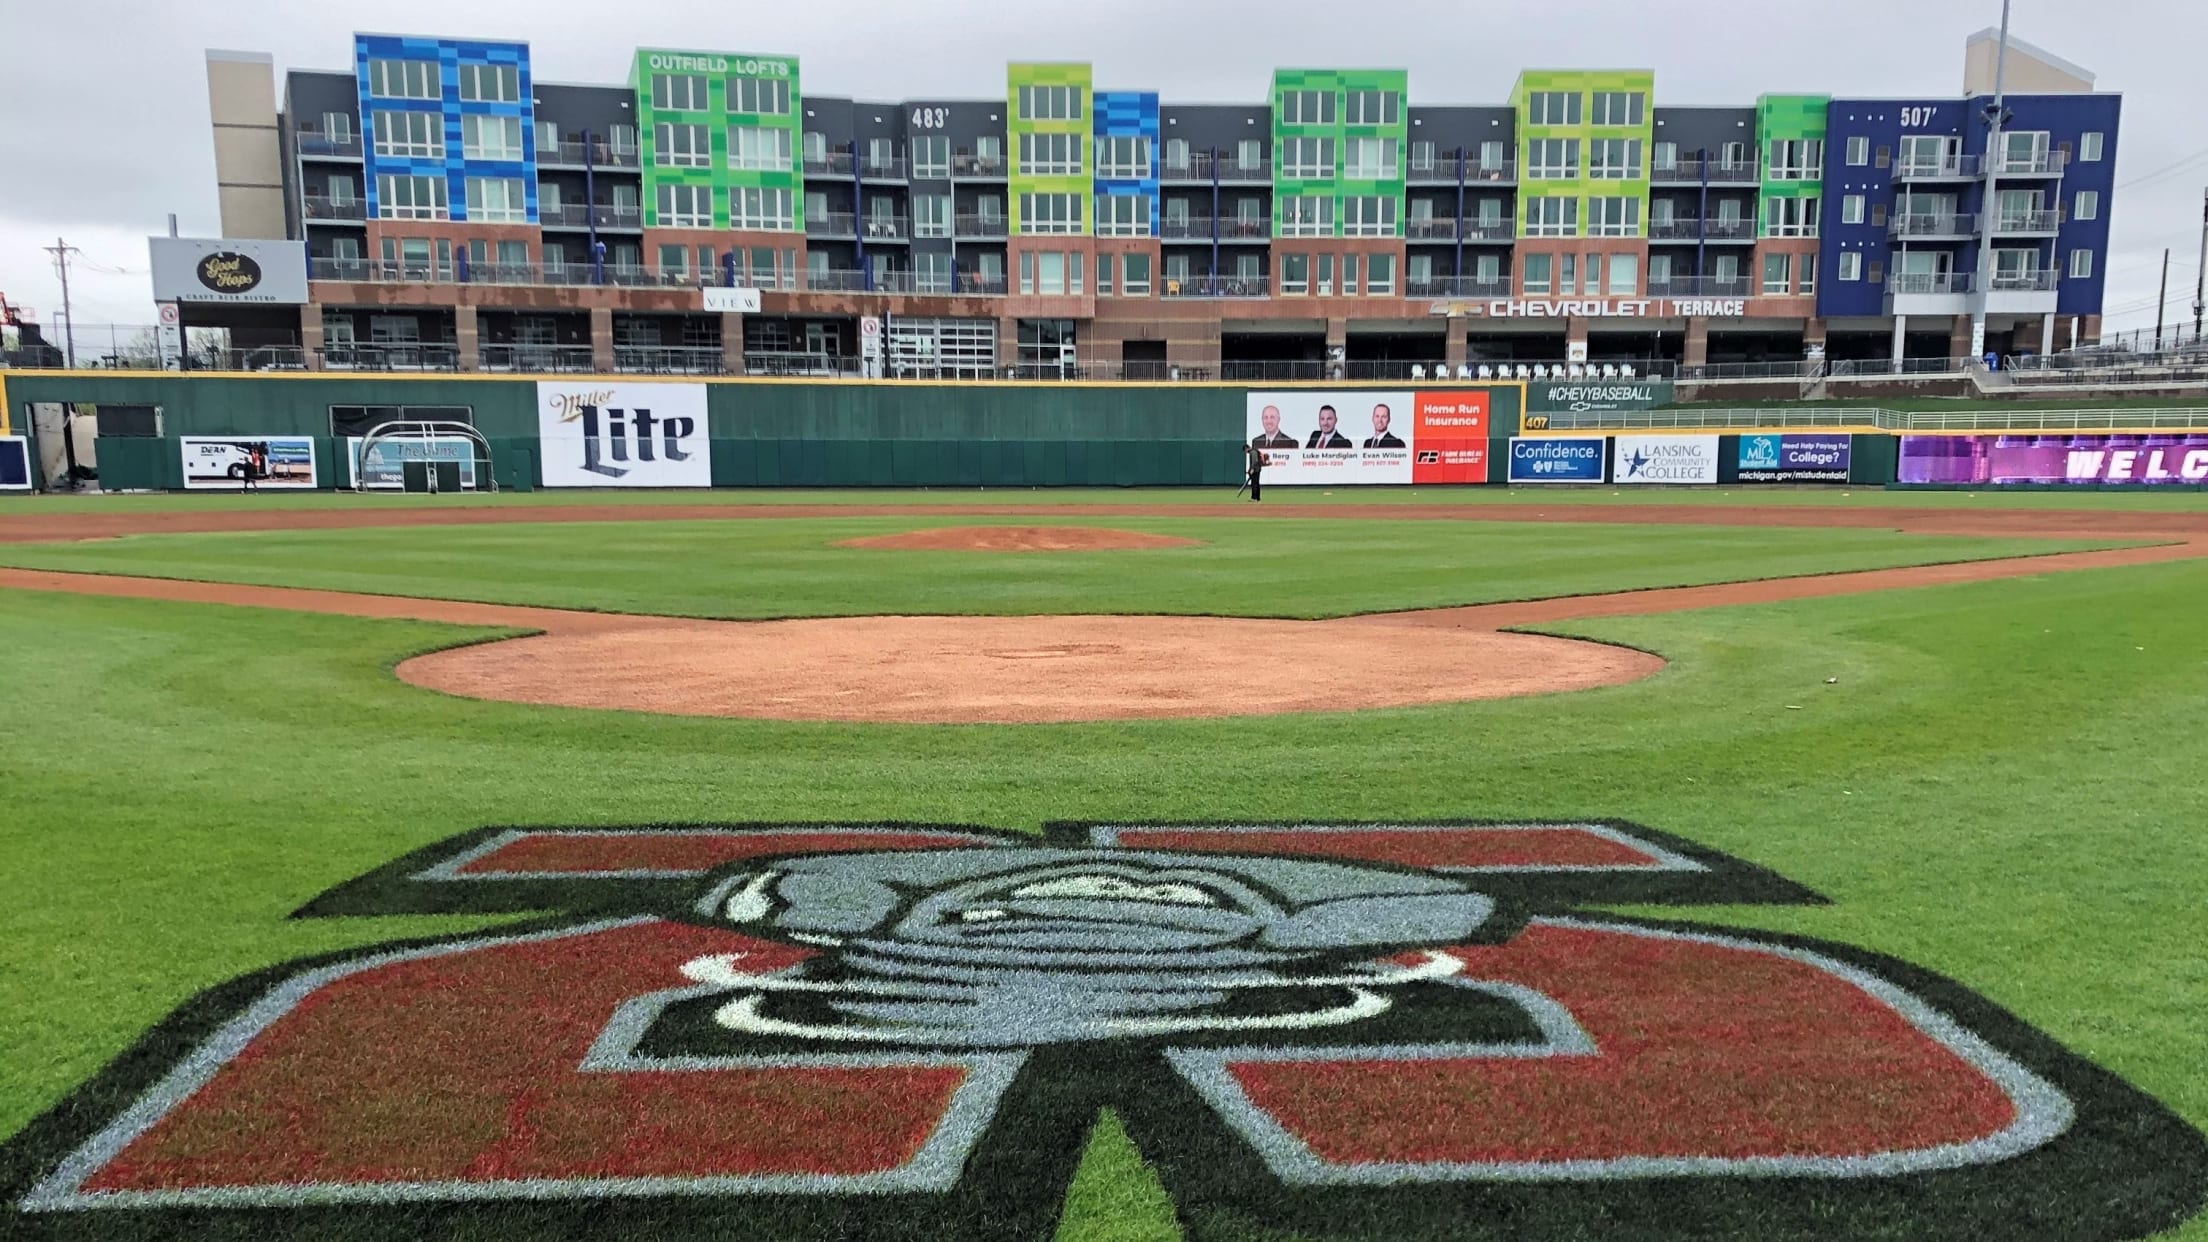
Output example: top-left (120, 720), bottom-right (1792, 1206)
top-left (1270, 69), bottom-right (1409, 238)
top-left (633, 49), bottom-right (803, 231)
top-left (1006, 62), bottom-right (1092, 236)
top-left (1511, 69), bottom-right (1655, 240)
top-left (1757, 93), bottom-right (1830, 239)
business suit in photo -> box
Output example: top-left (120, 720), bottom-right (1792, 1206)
top-left (1307, 431), bottom-right (1354, 449)
top-left (1363, 433), bottom-right (1405, 448)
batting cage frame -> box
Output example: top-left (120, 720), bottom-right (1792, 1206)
top-left (350, 420), bottom-right (497, 493)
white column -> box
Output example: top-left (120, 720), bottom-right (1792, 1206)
top-left (2041, 311), bottom-right (2056, 356)
top-left (1891, 314), bottom-right (1908, 365)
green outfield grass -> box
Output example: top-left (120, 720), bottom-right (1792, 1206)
top-left (0, 517), bottom-right (2129, 620)
top-left (5, 484), bottom-right (2208, 512)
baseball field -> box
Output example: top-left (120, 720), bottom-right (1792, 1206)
top-left (1, 487), bottom-right (2205, 1241)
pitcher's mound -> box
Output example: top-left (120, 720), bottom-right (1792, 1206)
top-left (839, 525), bottom-right (1202, 552)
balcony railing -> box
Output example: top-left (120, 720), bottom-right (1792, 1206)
top-left (479, 344), bottom-right (596, 373)
top-left (1161, 275), bottom-right (1271, 298)
top-left (951, 153), bottom-right (1007, 178)
top-left (1889, 272), bottom-right (1971, 295)
top-left (1994, 150), bottom-right (2068, 176)
top-left (953, 214), bottom-right (1009, 238)
top-left (539, 203), bottom-right (643, 230)
top-left (1993, 209), bottom-right (2064, 234)
top-left (804, 152), bottom-right (854, 177)
top-left (1890, 213), bottom-right (1977, 237)
top-left (1892, 154), bottom-right (1983, 180)
top-left (805, 211), bottom-right (853, 238)
top-left (1158, 216), bottom-right (1272, 240)
top-left (613, 345), bottom-right (724, 375)
top-left (1987, 269), bottom-right (2060, 292)
top-left (1158, 153), bottom-right (1272, 182)
top-left (1405, 218), bottom-right (1458, 240)
top-left (321, 343), bottom-right (462, 371)
top-left (859, 155), bottom-right (909, 181)
top-left (302, 195), bottom-right (365, 221)
top-left (859, 215), bottom-right (911, 241)
top-left (1651, 159), bottom-right (1760, 184)
top-left (296, 132), bottom-right (362, 158)
top-left (1406, 276), bottom-right (1512, 298)
top-left (1648, 218), bottom-right (1758, 241)
top-left (539, 140), bottom-right (640, 169)
top-left (1646, 276), bottom-right (1754, 298)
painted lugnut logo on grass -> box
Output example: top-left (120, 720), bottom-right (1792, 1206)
top-left (536, 381), bottom-right (712, 488)
top-left (7, 822), bottom-right (2204, 1241)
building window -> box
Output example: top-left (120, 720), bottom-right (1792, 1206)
top-left (465, 176), bottom-right (528, 223)
top-left (1847, 136), bottom-right (1870, 166)
top-left (1527, 138), bottom-right (1580, 180)
top-left (913, 136), bottom-right (950, 178)
top-left (456, 62), bottom-right (518, 104)
top-left (1342, 195), bottom-right (1396, 236)
top-left (2069, 249), bottom-right (2093, 279)
top-left (914, 194), bottom-right (951, 237)
top-left (1838, 252), bottom-right (1862, 281)
top-left (1841, 194), bottom-right (1865, 225)
top-left (1588, 139), bottom-right (1642, 180)
top-left (2074, 189), bottom-right (2098, 221)
top-left (1522, 252), bottom-right (1553, 294)
top-left (1036, 252), bottom-right (1067, 295)
top-left (375, 174), bottom-right (448, 220)
top-left (729, 125), bottom-right (792, 171)
top-left (1606, 253), bottom-right (1637, 295)
top-left (1344, 89), bottom-right (1400, 126)
top-left (461, 114), bottom-right (522, 162)
top-left (1016, 84), bottom-right (1081, 121)
top-left (913, 253), bottom-right (951, 294)
top-left (322, 111), bottom-right (355, 143)
top-left (730, 77), bottom-right (791, 115)
top-left (1343, 137), bottom-right (1397, 180)
top-left (1280, 253), bottom-right (1309, 295)
top-left (1095, 193), bottom-right (1151, 236)
top-left (1096, 136), bottom-right (1151, 180)
top-left (650, 74), bottom-right (710, 112)
top-left (1279, 89), bottom-right (1335, 125)
top-left (1524, 196), bottom-right (1577, 237)
top-left (1898, 135), bottom-right (1956, 176)
top-left (1799, 260), bottom-right (1815, 297)
top-left (655, 183), bottom-right (713, 228)
top-left (1766, 139), bottom-right (1823, 180)
top-left (1020, 192), bottom-right (1083, 234)
top-left (1122, 252), bottom-right (1151, 295)
top-left (1278, 194), bottom-right (1334, 236)
top-left (1410, 140), bottom-right (1436, 172)
top-left (1280, 137), bottom-right (1335, 180)
top-left (1587, 197), bottom-right (1638, 236)
top-left (1018, 132), bottom-right (1082, 177)
top-left (654, 123), bottom-right (711, 168)
top-left (1762, 253), bottom-right (1792, 294)
top-left (1651, 141), bottom-right (1677, 172)
top-left (730, 187), bottom-right (792, 230)
top-left (1765, 196), bottom-right (1820, 238)
top-left (1527, 91), bottom-right (1581, 126)
top-left (1589, 91), bottom-right (1644, 127)
top-left (2080, 132), bottom-right (2104, 162)
top-left (328, 174), bottom-right (357, 205)
top-left (1359, 252), bottom-right (1391, 295)
top-left (367, 58), bottom-right (438, 101)
top-left (371, 110), bottom-right (440, 160)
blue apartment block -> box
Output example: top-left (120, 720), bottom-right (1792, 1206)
top-left (356, 35), bottom-right (538, 225)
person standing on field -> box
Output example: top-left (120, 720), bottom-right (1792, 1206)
top-left (1245, 440), bottom-right (1268, 502)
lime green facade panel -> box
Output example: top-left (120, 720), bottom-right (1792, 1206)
top-left (1757, 93), bottom-right (1830, 202)
top-left (1511, 69), bottom-right (1654, 240)
top-left (633, 49), bottom-right (804, 231)
top-left (1007, 62), bottom-right (1092, 236)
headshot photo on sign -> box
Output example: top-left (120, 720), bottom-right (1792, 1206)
top-left (1364, 402), bottom-right (1405, 449)
top-left (1252, 405), bottom-right (1298, 448)
top-left (1307, 405), bottom-right (1354, 449)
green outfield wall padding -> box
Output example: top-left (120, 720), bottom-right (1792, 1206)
top-left (1849, 434), bottom-right (1899, 485)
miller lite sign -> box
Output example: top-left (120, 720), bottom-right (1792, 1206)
top-left (536, 382), bottom-right (712, 488)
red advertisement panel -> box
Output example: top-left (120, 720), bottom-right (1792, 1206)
top-left (1411, 390), bottom-right (1490, 483)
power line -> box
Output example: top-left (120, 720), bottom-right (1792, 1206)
top-left (2117, 146), bottom-right (2208, 190)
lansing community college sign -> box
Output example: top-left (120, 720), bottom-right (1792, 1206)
top-left (1473, 299), bottom-right (1749, 318)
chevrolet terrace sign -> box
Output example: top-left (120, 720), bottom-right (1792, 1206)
top-left (1471, 298), bottom-right (1749, 318)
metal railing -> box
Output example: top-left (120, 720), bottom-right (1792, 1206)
top-left (803, 152), bottom-right (853, 177)
top-left (1161, 275), bottom-right (1271, 298)
top-left (1674, 356), bottom-right (1987, 383)
top-left (859, 155), bottom-right (909, 181)
top-left (1993, 151), bottom-right (2068, 176)
top-left (950, 153), bottom-right (1007, 178)
top-left (1890, 213), bottom-right (1977, 236)
top-left (1405, 218), bottom-right (1459, 240)
top-left (1646, 276), bottom-right (1754, 298)
top-left (611, 345), bottom-right (724, 374)
top-left (1159, 216), bottom-right (1271, 240)
top-left (1889, 273), bottom-right (1972, 295)
top-left (297, 132), bottom-right (362, 158)
top-left (1406, 276), bottom-right (1511, 298)
top-left (1987, 269), bottom-right (2059, 292)
top-left (1651, 159), bottom-right (1760, 183)
top-left (1565, 406), bottom-right (2208, 433)
top-left (302, 195), bottom-right (365, 221)
top-left (540, 140), bottom-right (640, 168)
top-left (954, 213), bottom-right (1009, 238)
top-left (539, 203), bottom-right (643, 229)
top-left (1993, 210), bottom-right (2063, 234)
top-left (321, 343), bottom-right (464, 371)
top-left (1406, 156), bottom-right (1518, 183)
top-left (1158, 153), bottom-right (1271, 182)
top-left (1892, 154), bottom-right (1983, 180)
top-left (480, 344), bottom-right (596, 372)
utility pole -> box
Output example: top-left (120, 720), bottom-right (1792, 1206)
top-left (2155, 249), bottom-right (2169, 351)
top-left (1969, 0), bottom-right (2012, 366)
top-left (43, 237), bottom-right (80, 369)
top-left (2192, 186), bottom-right (2206, 344)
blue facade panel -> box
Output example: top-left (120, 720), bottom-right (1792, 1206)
top-left (1816, 92), bottom-right (2119, 320)
top-left (1093, 90), bottom-right (1161, 235)
top-left (357, 34), bottom-right (538, 225)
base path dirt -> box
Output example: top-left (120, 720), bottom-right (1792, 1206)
top-left (836, 526), bottom-right (1202, 552)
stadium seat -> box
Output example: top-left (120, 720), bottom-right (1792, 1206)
top-left (1477, 364), bottom-right (1494, 379)
top-left (1411, 364), bottom-right (1427, 379)
top-left (1457, 363), bottom-right (1474, 379)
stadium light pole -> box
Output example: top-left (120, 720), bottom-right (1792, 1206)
top-left (1968, 0), bottom-right (2012, 365)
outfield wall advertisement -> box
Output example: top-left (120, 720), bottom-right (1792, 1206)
top-left (179, 436), bottom-right (318, 489)
top-left (1613, 435), bottom-right (1719, 485)
top-left (1246, 391), bottom-right (1489, 484)
top-left (1900, 434), bottom-right (2208, 485)
top-left (536, 382), bottom-right (712, 487)
top-left (1507, 437), bottom-right (1607, 483)
top-left (0, 436), bottom-right (30, 490)
top-left (343, 437), bottom-right (483, 490)
top-left (1738, 434), bottom-right (1851, 483)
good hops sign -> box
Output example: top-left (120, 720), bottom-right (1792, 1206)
top-left (147, 237), bottom-right (308, 304)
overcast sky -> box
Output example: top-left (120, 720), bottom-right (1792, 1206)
top-left (2, 0), bottom-right (2203, 339)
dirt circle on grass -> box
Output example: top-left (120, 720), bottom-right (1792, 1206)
top-left (398, 614), bottom-right (1662, 724)
top-left (837, 525), bottom-right (1203, 552)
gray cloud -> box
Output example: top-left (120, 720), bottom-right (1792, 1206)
top-left (2, 0), bottom-right (2201, 335)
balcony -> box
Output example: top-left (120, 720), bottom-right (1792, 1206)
top-left (480, 344), bottom-right (596, 373)
top-left (806, 212), bottom-right (854, 238)
top-left (306, 254), bottom-right (1011, 298)
top-left (1407, 276), bottom-right (1512, 299)
top-left (953, 214), bottom-right (1009, 239)
top-left (1987, 269), bottom-right (2059, 292)
top-left (1994, 209), bottom-right (2064, 235)
top-left (1651, 159), bottom-right (1759, 184)
top-left (859, 155), bottom-right (909, 182)
top-left (1993, 150), bottom-right (2068, 177)
top-left (539, 203), bottom-right (643, 231)
top-left (296, 131), bottom-right (362, 159)
top-left (859, 215), bottom-right (912, 242)
top-left (1891, 154), bottom-right (1983, 181)
top-left (1887, 271), bottom-right (1973, 315)
top-left (951, 153), bottom-right (1007, 179)
top-left (301, 195), bottom-right (365, 222)
top-left (320, 343), bottom-right (462, 371)
top-left (804, 151), bottom-right (855, 177)
top-left (1158, 153), bottom-right (1272, 183)
top-left (802, 213), bottom-right (912, 243)
top-left (1161, 275), bottom-right (1271, 298)
top-left (1890, 212), bottom-right (1978, 238)
top-left (1645, 218), bottom-right (1756, 242)
top-left (1647, 276), bottom-right (1754, 298)
top-left (538, 140), bottom-right (641, 170)
top-left (1405, 218), bottom-right (1458, 240)
top-left (1703, 219), bottom-right (1757, 241)
top-left (1158, 217), bottom-right (1271, 241)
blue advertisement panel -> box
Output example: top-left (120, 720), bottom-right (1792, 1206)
top-left (1508, 437), bottom-right (1607, 483)
top-left (1738, 434), bottom-right (1852, 483)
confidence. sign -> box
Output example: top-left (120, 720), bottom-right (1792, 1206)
top-left (1613, 435), bottom-right (1718, 485)
top-left (1738, 434), bottom-right (1851, 483)
top-left (1507, 437), bottom-right (1606, 483)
